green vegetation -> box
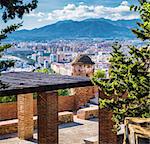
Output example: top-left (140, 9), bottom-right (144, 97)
top-left (93, 43), bottom-right (150, 130)
top-left (93, 69), bottom-right (106, 79)
top-left (58, 89), bottom-right (71, 96)
top-left (0, 95), bottom-right (16, 103)
top-left (36, 68), bottom-right (54, 74)
top-left (131, 0), bottom-right (150, 40)
top-left (92, 0), bottom-right (150, 131)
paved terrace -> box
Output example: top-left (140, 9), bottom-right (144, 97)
top-left (0, 117), bottom-right (98, 144)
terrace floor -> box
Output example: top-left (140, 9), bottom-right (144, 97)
top-left (0, 116), bottom-right (98, 144)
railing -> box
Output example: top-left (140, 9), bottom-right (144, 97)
top-left (0, 72), bottom-right (94, 144)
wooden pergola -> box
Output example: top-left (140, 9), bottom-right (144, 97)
top-left (0, 72), bottom-right (117, 144)
top-left (0, 72), bottom-right (93, 144)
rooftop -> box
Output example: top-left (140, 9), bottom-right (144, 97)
top-left (72, 54), bottom-right (95, 65)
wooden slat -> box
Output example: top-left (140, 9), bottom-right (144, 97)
top-left (0, 72), bottom-right (93, 96)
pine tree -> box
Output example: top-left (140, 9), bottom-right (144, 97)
top-left (131, 0), bottom-right (150, 40)
top-left (93, 0), bottom-right (150, 130)
top-left (93, 69), bottom-right (106, 79)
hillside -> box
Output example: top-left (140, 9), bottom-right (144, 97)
top-left (8, 18), bottom-right (139, 41)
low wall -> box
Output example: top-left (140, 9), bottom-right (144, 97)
top-left (73, 86), bottom-right (97, 109)
top-left (0, 102), bottom-right (17, 121)
top-left (0, 112), bottom-right (74, 135)
top-left (0, 95), bottom-right (75, 121)
top-left (58, 95), bottom-right (75, 112)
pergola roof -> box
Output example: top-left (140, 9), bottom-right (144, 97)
top-left (0, 72), bottom-right (93, 96)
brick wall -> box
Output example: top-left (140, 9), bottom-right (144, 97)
top-left (0, 100), bottom-right (37, 121)
top-left (73, 86), bottom-right (96, 109)
top-left (0, 102), bottom-right (17, 120)
top-left (58, 95), bottom-right (75, 112)
top-left (0, 95), bottom-right (76, 121)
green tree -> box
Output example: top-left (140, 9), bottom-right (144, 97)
top-left (93, 43), bottom-right (150, 130)
top-left (131, 0), bottom-right (150, 40)
top-left (93, 69), bottom-right (106, 79)
top-left (93, 0), bottom-right (150, 131)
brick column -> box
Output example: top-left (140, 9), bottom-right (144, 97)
top-left (17, 93), bottom-right (33, 140)
top-left (37, 91), bottom-right (58, 144)
top-left (99, 90), bottom-right (117, 144)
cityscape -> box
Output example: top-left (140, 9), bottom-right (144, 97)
top-left (0, 0), bottom-right (149, 144)
top-left (2, 39), bottom-right (145, 76)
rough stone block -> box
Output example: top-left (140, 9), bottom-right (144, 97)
top-left (58, 111), bottom-right (73, 124)
top-left (77, 106), bottom-right (98, 120)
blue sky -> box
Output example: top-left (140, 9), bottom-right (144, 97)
top-left (0, 0), bottom-right (138, 30)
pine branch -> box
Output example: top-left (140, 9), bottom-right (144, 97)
top-left (0, 23), bottom-right (22, 41)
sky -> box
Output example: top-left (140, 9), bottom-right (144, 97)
top-left (0, 0), bottom-right (139, 30)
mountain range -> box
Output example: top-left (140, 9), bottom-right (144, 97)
top-left (8, 18), bottom-right (140, 41)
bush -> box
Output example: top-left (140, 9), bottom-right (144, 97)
top-left (0, 95), bottom-right (16, 103)
top-left (58, 89), bottom-right (70, 96)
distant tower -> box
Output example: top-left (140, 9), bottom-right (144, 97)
top-left (71, 54), bottom-right (95, 77)
top-left (71, 54), bottom-right (96, 109)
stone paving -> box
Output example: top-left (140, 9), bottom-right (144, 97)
top-left (0, 116), bottom-right (98, 144)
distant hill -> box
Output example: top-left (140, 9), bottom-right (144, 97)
top-left (8, 18), bottom-right (140, 41)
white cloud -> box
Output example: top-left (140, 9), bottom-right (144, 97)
top-left (121, 1), bottom-right (129, 6)
top-left (28, 1), bottom-right (139, 23)
top-left (26, 10), bottom-right (45, 18)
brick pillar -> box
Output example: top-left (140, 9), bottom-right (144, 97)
top-left (99, 90), bottom-right (117, 144)
top-left (17, 93), bottom-right (33, 140)
top-left (37, 91), bottom-right (58, 144)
